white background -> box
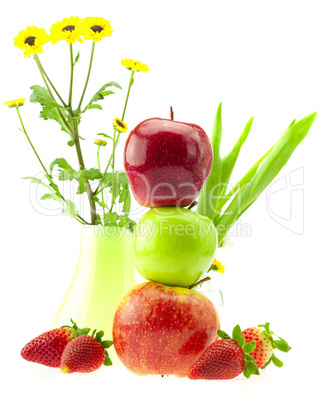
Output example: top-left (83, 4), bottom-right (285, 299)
top-left (1, 0), bottom-right (332, 400)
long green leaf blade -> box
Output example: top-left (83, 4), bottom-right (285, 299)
top-left (197, 102), bottom-right (223, 219)
top-left (219, 116), bottom-right (253, 197)
top-left (215, 112), bottom-right (317, 245)
top-left (242, 112), bottom-right (317, 210)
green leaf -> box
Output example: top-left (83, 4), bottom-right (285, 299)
top-left (273, 339), bottom-right (291, 353)
top-left (104, 212), bottom-right (119, 226)
top-left (30, 85), bottom-right (64, 109)
top-left (97, 133), bottom-right (113, 140)
top-left (197, 102), bottom-right (223, 219)
top-left (261, 356), bottom-right (272, 369)
top-left (82, 81), bottom-right (122, 113)
top-left (219, 116), bottom-right (253, 198)
top-left (76, 177), bottom-right (87, 195)
top-left (101, 340), bottom-right (113, 349)
top-left (258, 322), bottom-right (272, 333)
top-left (95, 330), bottom-right (104, 343)
top-left (104, 355), bottom-right (113, 366)
top-left (82, 168), bottom-right (102, 181)
top-left (22, 177), bottom-right (63, 203)
top-left (244, 353), bottom-right (256, 362)
top-left (243, 361), bottom-right (260, 378)
top-left (240, 112), bottom-right (316, 214)
top-left (101, 172), bottom-right (114, 188)
top-left (40, 193), bottom-right (62, 202)
top-left (243, 342), bottom-right (256, 354)
top-left (40, 106), bottom-right (72, 136)
top-left (100, 90), bottom-right (115, 96)
top-left (96, 214), bottom-right (103, 225)
top-left (232, 325), bottom-right (245, 348)
top-left (50, 158), bottom-right (75, 177)
top-left (85, 104), bottom-right (103, 111)
top-left (74, 51), bottom-right (80, 66)
top-left (214, 144), bottom-right (274, 227)
top-left (122, 182), bottom-right (131, 216)
top-left (67, 139), bottom-right (75, 147)
top-left (271, 353), bottom-right (284, 368)
top-left (117, 216), bottom-right (136, 231)
top-left (62, 199), bottom-right (79, 219)
top-left (217, 329), bottom-right (231, 340)
top-left (215, 112), bottom-right (317, 244)
top-left (22, 176), bottom-right (51, 189)
top-left (30, 85), bottom-right (71, 136)
top-left (93, 197), bottom-right (109, 209)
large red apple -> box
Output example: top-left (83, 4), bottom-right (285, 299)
top-left (112, 281), bottom-right (220, 377)
top-left (124, 118), bottom-right (213, 207)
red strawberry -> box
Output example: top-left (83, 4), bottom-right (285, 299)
top-left (187, 325), bottom-right (259, 380)
top-left (21, 319), bottom-right (90, 368)
top-left (242, 322), bottom-right (291, 369)
top-left (60, 329), bottom-right (112, 374)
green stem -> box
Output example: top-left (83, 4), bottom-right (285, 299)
top-left (16, 107), bottom-right (51, 180)
top-left (68, 44), bottom-right (74, 108)
top-left (72, 118), bottom-right (97, 225)
top-left (34, 55), bottom-right (68, 108)
top-left (213, 144), bottom-right (275, 215)
top-left (95, 71), bottom-right (135, 196)
top-left (97, 145), bottom-right (105, 216)
top-left (16, 107), bottom-right (87, 225)
top-left (77, 41), bottom-right (95, 112)
top-left (110, 129), bottom-right (117, 212)
top-left (122, 70), bottom-right (134, 121)
top-left (33, 55), bottom-right (73, 135)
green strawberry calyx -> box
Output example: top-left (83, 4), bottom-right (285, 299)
top-left (258, 322), bottom-right (291, 369)
top-left (91, 329), bottom-right (113, 366)
top-left (62, 319), bottom-right (113, 366)
top-left (217, 324), bottom-right (259, 378)
top-left (62, 318), bottom-right (91, 337)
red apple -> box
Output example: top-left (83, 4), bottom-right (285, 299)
top-left (112, 281), bottom-right (220, 377)
top-left (124, 118), bottom-right (213, 207)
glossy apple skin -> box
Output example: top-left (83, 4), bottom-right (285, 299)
top-left (124, 118), bottom-right (213, 207)
top-left (112, 281), bottom-right (220, 377)
top-left (132, 207), bottom-right (218, 287)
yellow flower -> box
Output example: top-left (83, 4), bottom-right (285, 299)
top-left (211, 258), bottom-right (225, 274)
top-left (94, 139), bottom-right (107, 146)
top-left (113, 117), bottom-right (128, 133)
top-left (82, 17), bottom-right (113, 42)
top-left (50, 17), bottom-right (84, 44)
top-left (121, 59), bottom-right (149, 72)
top-left (4, 98), bottom-right (26, 108)
top-left (14, 26), bottom-right (49, 57)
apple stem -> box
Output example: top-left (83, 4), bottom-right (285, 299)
top-left (170, 106), bottom-right (174, 120)
top-left (188, 276), bottom-right (211, 290)
top-left (188, 201), bottom-right (198, 210)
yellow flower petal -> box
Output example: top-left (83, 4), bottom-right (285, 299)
top-left (5, 98), bottom-right (26, 108)
top-left (14, 26), bottom-right (49, 57)
top-left (50, 17), bottom-right (84, 44)
top-left (113, 117), bottom-right (128, 133)
top-left (81, 17), bottom-right (113, 42)
top-left (94, 139), bottom-right (107, 146)
top-left (121, 59), bottom-right (149, 72)
top-left (211, 258), bottom-right (225, 273)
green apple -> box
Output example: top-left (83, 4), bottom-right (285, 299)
top-left (132, 207), bottom-right (218, 287)
top-left (112, 281), bottom-right (220, 377)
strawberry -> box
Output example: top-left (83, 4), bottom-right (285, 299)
top-left (21, 319), bottom-right (90, 368)
top-left (187, 324), bottom-right (260, 380)
top-left (60, 329), bottom-right (112, 373)
top-left (242, 322), bottom-right (291, 369)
